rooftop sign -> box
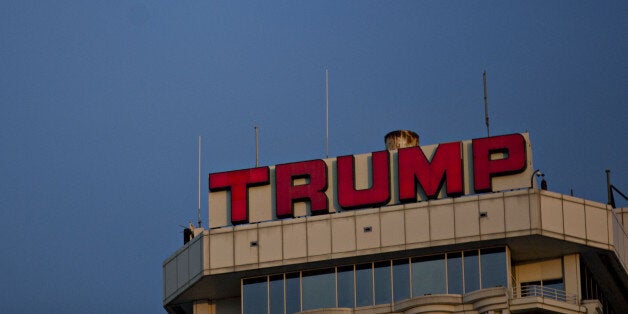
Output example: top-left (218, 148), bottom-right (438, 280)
top-left (208, 133), bottom-right (533, 228)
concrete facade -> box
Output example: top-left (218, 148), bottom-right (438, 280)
top-left (164, 133), bottom-right (627, 314)
top-left (164, 189), bottom-right (628, 313)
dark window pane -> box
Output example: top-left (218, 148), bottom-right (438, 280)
top-left (521, 281), bottom-right (542, 297)
top-left (243, 277), bottom-right (267, 314)
top-left (302, 269), bottom-right (335, 310)
top-left (447, 252), bottom-right (462, 294)
top-left (481, 247), bottom-right (507, 288)
top-left (337, 266), bottom-right (354, 308)
top-left (356, 263), bottom-right (373, 307)
top-left (412, 254), bottom-right (446, 296)
top-left (285, 273), bottom-right (300, 314)
top-left (374, 261), bottom-right (391, 304)
top-left (393, 259), bottom-right (410, 302)
top-left (464, 250), bottom-right (479, 293)
top-left (269, 275), bottom-right (284, 314)
top-left (544, 279), bottom-right (565, 295)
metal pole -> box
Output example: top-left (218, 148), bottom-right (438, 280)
top-left (483, 70), bottom-right (490, 137)
top-left (255, 126), bottom-right (259, 167)
top-left (197, 136), bottom-right (202, 228)
top-left (606, 169), bottom-right (614, 207)
top-left (325, 67), bottom-right (329, 158)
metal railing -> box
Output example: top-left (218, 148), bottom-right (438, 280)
top-left (513, 285), bottom-right (577, 304)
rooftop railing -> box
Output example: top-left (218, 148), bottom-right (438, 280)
top-left (513, 285), bottom-right (577, 304)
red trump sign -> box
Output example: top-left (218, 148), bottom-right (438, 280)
top-left (209, 133), bottom-right (531, 227)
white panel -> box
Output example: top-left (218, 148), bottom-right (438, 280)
top-left (356, 212), bottom-right (380, 250)
top-left (234, 228), bottom-right (258, 266)
top-left (516, 258), bottom-right (562, 282)
top-left (430, 202), bottom-right (454, 241)
top-left (164, 259), bottom-right (178, 298)
top-left (209, 232), bottom-right (234, 269)
top-left (563, 254), bottom-right (580, 296)
top-left (307, 218), bottom-right (331, 256)
top-left (381, 210), bottom-right (405, 247)
top-left (586, 205), bottom-right (608, 244)
top-left (505, 191), bottom-right (531, 232)
top-left (479, 195), bottom-right (505, 235)
top-left (540, 259), bottom-right (563, 280)
top-left (177, 251), bottom-right (189, 288)
top-left (248, 184), bottom-right (272, 223)
top-left (454, 199), bottom-right (479, 238)
top-left (258, 225), bottom-right (282, 262)
top-left (405, 206), bottom-right (430, 244)
top-left (282, 220), bottom-right (307, 259)
top-left (353, 153), bottom-right (371, 190)
top-left (331, 215), bottom-right (356, 253)
top-left (188, 239), bottom-right (203, 279)
top-left (540, 194), bottom-right (564, 234)
top-left (209, 191), bottom-right (229, 229)
top-left (563, 198), bottom-right (586, 239)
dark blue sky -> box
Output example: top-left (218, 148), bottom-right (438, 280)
top-left (1, 1), bottom-right (627, 313)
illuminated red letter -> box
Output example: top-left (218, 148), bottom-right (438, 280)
top-left (472, 133), bottom-right (527, 193)
top-left (337, 151), bottom-right (390, 209)
top-left (275, 160), bottom-right (328, 218)
top-left (208, 167), bottom-right (270, 225)
top-left (398, 142), bottom-right (463, 201)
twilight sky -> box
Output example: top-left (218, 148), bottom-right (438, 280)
top-left (1, 1), bottom-right (627, 313)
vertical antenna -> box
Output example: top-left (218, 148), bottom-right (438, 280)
top-left (197, 136), bottom-right (202, 228)
top-left (483, 70), bottom-right (490, 137)
top-left (255, 126), bottom-right (259, 167)
top-left (325, 67), bottom-right (329, 158)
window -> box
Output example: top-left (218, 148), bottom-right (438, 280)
top-left (464, 250), bottom-right (480, 293)
top-left (285, 273), bottom-right (300, 314)
top-left (412, 254), bottom-right (446, 296)
top-left (374, 261), bottom-right (391, 304)
top-left (242, 277), bottom-right (267, 314)
top-left (241, 246), bottom-right (510, 312)
top-left (393, 259), bottom-right (410, 302)
top-left (481, 247), bottom-right (507, 288)
top-left (337, 266), bottom-right (354, 308)
top-left (302, 268), bottom-right (335, 310)
top-left (447, 252), bottom-right (463, 294)
top-left (355, 263), bottom-right (373, 307)
top-left (269, 275), bottom-right (284, 314)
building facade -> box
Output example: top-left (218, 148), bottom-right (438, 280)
top-left (163, 132), bottom-right (628, 314)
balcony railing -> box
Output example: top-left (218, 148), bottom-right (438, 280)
top-left (513, 285), bottom-right (577, 304)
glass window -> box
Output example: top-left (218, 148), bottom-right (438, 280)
top-left (337, 266), bottom-right (354, 308)
top-left (447, 252), bottom-right (462, 294)
top-left (412, 254), bottom-right (446, 296)
top-left (285, 273), bottom-right (300, 314)
top-left (543, 278), bottom-right (564, 291)
top-left (243, 277), bottom-right (268, 314)
top-left (463, 250), bottom-right (479, 293)
top-left (521, 280), bottom-right (541, 297)
top-left (374, 261), bottom-right (391, 304)
top-left (481, 247), bottom-right (507, 288)
top-left (356, 263), bottom-right (373, 307)
top-left (302, 268), bottom-right (335, 310)
top-left (269, 275), bottom-right (284, 314)
top-left (393, 259), bottom-right (410, 302)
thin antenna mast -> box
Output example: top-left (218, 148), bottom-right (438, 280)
top-left (255, 126), bottom-right (259, 167)
top-left (197, 136), bottom-right (202, 228)
top-left (483, 70), bottom-right (490, 137)
top-left (325, 67), bottom-right (329, 158)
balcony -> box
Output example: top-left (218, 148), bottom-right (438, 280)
top-left (511, 285), bottom-right (584, 313)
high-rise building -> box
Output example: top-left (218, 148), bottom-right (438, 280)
top-left (163, 132), bottom-right (628, 314)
